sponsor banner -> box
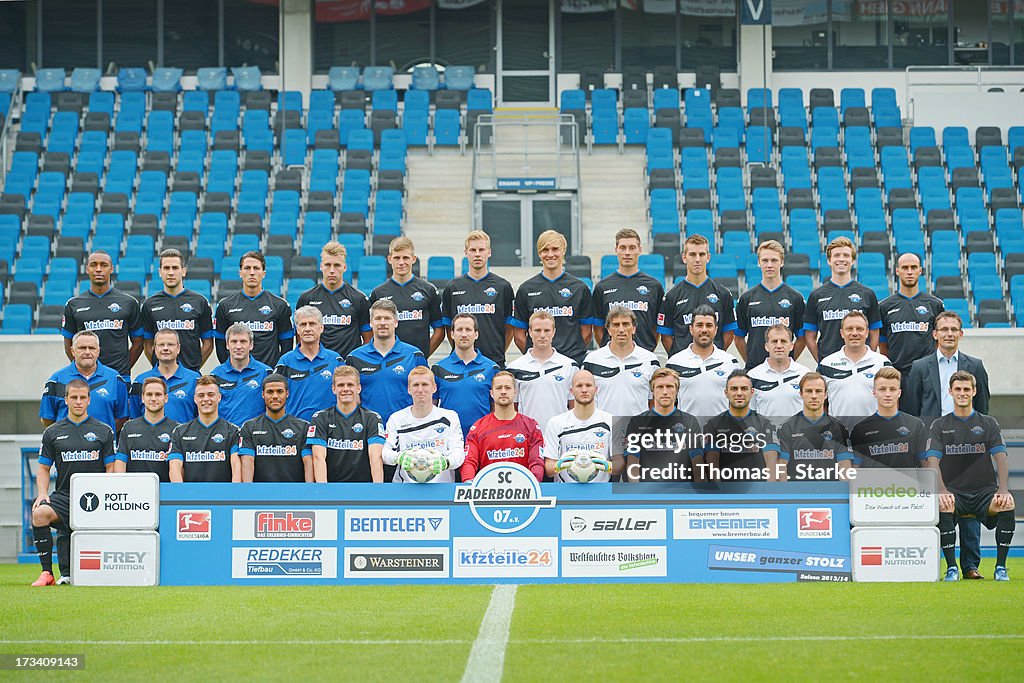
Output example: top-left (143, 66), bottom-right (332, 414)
top-left (674, 508), bottom-right (779, 539)
top-left (849, 468), bottom-right (938, 526)
top-left (176, 510), bottom-right (211, 541)
top-left (453, 462), bottom-right (556, 534)
top-left (70, 473), bottom-right (159, 530)
top-left (561, 509), bottom-right (667, 540)
top-left (231, 547), bottom-right (338, 579)
top-left (851, 527), bottom-right (940, 582)
top-left (231, 509), bottom-right (338, 541)
top-left (71, 531), bottom-right (159, 586)
top-left (797, 508), bottom-right (833, 539)
top-left (561, 546), bottom-right (668, 578)
top-left (344, 548), bottom-right (450, 579)
top-left (344, 509), bottom-right (450, 541)
top-left (452, 537), bottom-right (559, 578)
top-left (707, 544), bottom-right (850, 575)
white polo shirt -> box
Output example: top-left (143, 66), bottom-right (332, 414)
top-left (665, 345), bottom-right (741, 419)
top-left (749, 360), bottom-right (810, 420)
top-left (506, 349), bottom-right (578, 430)
top-left (582, 343), bottom-right (660, 417)
top-left (818, 347), bottom-right (891, 419)
top-left (542, 407), bottom-right (615, 483)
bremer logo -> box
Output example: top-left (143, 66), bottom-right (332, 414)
top-left (177, 510), bottom-right (212, 541)
top-left (797, 508), bottom-right (833, 539)
top-left (861, 546), bottom-right (883, 566)
top-left (255, 511), bottom-right (315, 539)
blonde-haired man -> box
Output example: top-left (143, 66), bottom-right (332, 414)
top-left (296, 241), bottom-right (371, 358)
top-left (369, 237), bottom-right (444, 357)
top-left (734, 239), bottom-right (806, 369)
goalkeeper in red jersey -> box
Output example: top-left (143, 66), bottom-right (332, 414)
top-left (461, 371), bottom-right (545, 482)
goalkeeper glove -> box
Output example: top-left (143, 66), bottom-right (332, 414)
top-left (397, 452), bottom-right (415, 471)
top-left (430, 456), bottom-right (450, 475)
top-left (554, 456), bottom-right (574, 472)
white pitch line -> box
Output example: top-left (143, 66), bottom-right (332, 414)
top-left (460, 584), bottom-right (518, 683)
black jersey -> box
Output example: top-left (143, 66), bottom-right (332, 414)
top-left (238, 413), bottom-right (311, 483)
top-left (169, 416), bottom-right (240, 483)
top-left (702, 410), bottom-right (779, 480)
top-left (512, 271), bottom-right (595, 364)
top-left (592, 271), bottom-right (665, 352)
top-left (61, 288), bottom-right (143, 376)
top-left (850, 411), bottom-right (929, 469)
top-left (141, 289), bottom-right (215, 371)
top-left (306, 406), bottom-right (386, 482)
top-left (803, 280), bottom-right (881, 360)
top-left (927, 411), bottom-right (1006, 496)
top-left (657, 277), bottom-right (737, 354)
top-left (38, 416), bottom-right (116, 492)
top-left (115, 416), bottom-right (179, 482)
top-left (775, 413), bottom-right (853, 480)
top-left (214, 289), bottom-right (294, 367)
top-left (370, 277), bottom-right (442, 358)
top-left (735, 282), bottom-right (806, 369)
top-left (624, 408), bottom-right (704, 481)
top-left (442, 272), bottom-right (514, 365)
top-left (879, 292), bottom-right (944, 372)
top-left (296, 282), bottom-right (371, 359)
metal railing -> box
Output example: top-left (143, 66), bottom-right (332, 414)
top-left (0, 77), bottom-right (25, 186)
top-left (905, 65), bottom-right (1024, 123)
top-left (471, 111), bottom-right (581, 192)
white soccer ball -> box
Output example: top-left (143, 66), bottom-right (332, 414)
top-left (402, 448), bottom-right (442, 483)
top-left (560, 450), bottom-right (608, 484)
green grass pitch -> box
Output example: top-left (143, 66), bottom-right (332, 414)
top-left (3, 561), bottom-right (1024, 681)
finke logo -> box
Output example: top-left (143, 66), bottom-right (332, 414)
top-left (177, 510), bottom-right (212, 541)
top-left (861, 546), bottom-right (883, 566)
top-left (79, 492), bottom-right (99, 512)
top-left (80, 550), bottom-right (101, 570)
top-left (255, 511), bottom-right (315, 539)
top-left (797, 508), bottom-right (833, 538)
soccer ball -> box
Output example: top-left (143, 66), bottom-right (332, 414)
top-left (558, 450), bottom-right (609, 484)
top-left (402, 448), bottom-right (442, 483)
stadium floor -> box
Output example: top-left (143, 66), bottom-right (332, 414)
top-left (3, 561), bottom-right (1024, 681)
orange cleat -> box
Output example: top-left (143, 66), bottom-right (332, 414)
top-left (31, 570), bottom-right (55, 587)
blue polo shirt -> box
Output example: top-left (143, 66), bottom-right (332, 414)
top-left (40, 361), bottom-right (129, 432)
top-left (344, 339), bottom-right (427, 424)
top-left (128, 364), bottom-right (201, 423)
top-left (275, 344), bottom-right (345, 421)
top-left (210, 357), bottom-right (273, 427)
top-left (432, 351), bottom-right (499, 433)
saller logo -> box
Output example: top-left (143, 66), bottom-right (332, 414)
top-left (255, 511), bottom-right (315, 539)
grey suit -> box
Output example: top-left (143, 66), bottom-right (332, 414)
top-left (903, 351), bottom-right (990, 420)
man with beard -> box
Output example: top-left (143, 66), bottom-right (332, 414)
top-left (461, 371), bottom-right (545, 483)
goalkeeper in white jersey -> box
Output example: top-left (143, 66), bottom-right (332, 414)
top-left (383, 366), bottom-right (466, 483)
top-left (543, 369), bottom-right (622, 483)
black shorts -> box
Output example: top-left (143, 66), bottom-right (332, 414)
top-left (39, 490), bottom-right (71, 529)
top-left (953, 489), bottom-right (999, 530)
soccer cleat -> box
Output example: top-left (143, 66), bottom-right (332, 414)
top-left (31, 570), bottom-right (55, 587)
top-left (994, 566), bottom-right (1010, 581)
top-left (56, 576), bottom-right (71, 585)
top-left (943, 566), bottom-right (960, 582)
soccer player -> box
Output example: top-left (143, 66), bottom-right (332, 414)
top-left (927, 371), bottom-right (1015, 581)
top-left (511, 230), bottom-right (594, 365)
top-left (114, 377), bottom-right (178, 482)
top-left (749, 324), bottom-right (810, 420)
top-left (168, 376), bottom-right (241, 483)
top-left (274, 306), bottom-right (344, 421)
top-left (308, 367), bottom-right (386, 483)
top-left (878, 252), bottom-right (944, 400)
top-left (905, 311), bottom-right (990, 419)
top-left (382, 367), bottom-right (465, 483)
top-left (31, 379), bottom-right (115, 586)
top-left (849, 367), bottom-right (935, 471)
top-left (213, 251), bottom-right (294, 366)
top-left (41, 330), bottom-right (129, 433)
top-left (803, 236), bottom-right (882, 361)
top-left (432, 313), bottom-right (499, 436)
top-left (624, 368), bottom-right (703, 482)
top-left (591, 228), bottom-right (664, 351)
top-left (543, 369), bottom-right (621, 482)
top-left (128, 329), bottom-right (200, 423)
top-left (734, 240), bottom-right (806, 368)
top-left (461, 371), bottom-right (545, 483)
top-left (210, 323), bottom-right (273, 426)
top-left (238, 374), bottom-right (313, 483)
top-left (296, 241), bottom-right (371, 358)
top-left (441, 230), bottom-right (514, 366)
top-left (665, 305), bottom-right (740, 418)
top-left (369, 236), bottom-right (444, 358)
top-left (307, 366), bottom-right (385, 483)
top-left (771, 372), bottom-right (854, 482)
top-left (506, 311), bottom-right (577, 431)
top-left (582, 306), bottom-right (659, 416)
top-left (345, 299), bottom-right (428, 425)
top-left (61, 250), bottom-right (144, 378)
top-left (658, 234), bottom-right (737, 354)
top-left (140, 248), bottom-right (215, 372)
top-left (818, 311), bottom-right (891, 421)
top-left (701, 370), bottom-right (780, 482)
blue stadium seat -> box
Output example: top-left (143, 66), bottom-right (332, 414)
top-left (197, 67), bottom-right (228, 92)
top-left (1, 304), bottom-right (33, 334)
top-left (362, 66), bottom-right (394, 92)
top-left (411, 66), bottom-right (441, 92)
top-left (328, 66), bottom-right (360, 92)
top-left (152, 68), bottom-right (183, 92)
top-left (445, 66), bottom-right (476, 92)
top-left (434, 109), bottom-right (462, 146)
